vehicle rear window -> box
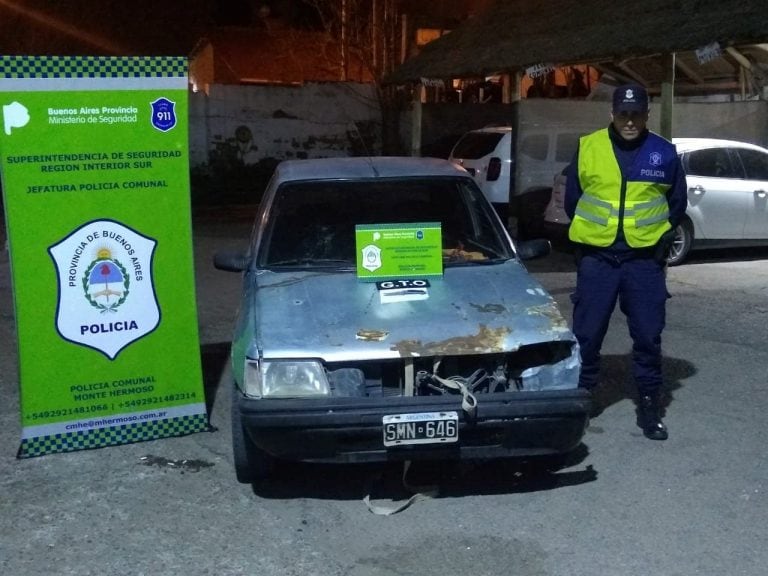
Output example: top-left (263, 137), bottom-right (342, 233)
top-left (451, 132), bottom-right (505, 159)
top-left (260, 177), bottom-right (511, 267)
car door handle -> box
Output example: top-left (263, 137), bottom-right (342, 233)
top-left (688, 185), bottom-right (705, 195)
top-left (755, 189), bottom-right (767, 198)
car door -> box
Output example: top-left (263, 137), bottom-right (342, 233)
top-left (683, 146), bottom-right (749, 240)
top-left (733, 147), bottom-right (768, 238)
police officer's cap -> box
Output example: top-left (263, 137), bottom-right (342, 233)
top-left (612, 84), bottom-right (649, 113)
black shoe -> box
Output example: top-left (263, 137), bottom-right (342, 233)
top-left (637, 394), bottom-right (668, 441)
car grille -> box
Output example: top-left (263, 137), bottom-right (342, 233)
top-left (326, 341), bottom-right (574, 398)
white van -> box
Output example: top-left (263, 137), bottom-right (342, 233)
top-left (447, 126), bottom-right (513, 209)
top-left (449, 125), bottom-right (585, 237)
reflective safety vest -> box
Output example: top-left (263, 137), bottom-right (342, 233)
top-left (569, 129), bottom-right (675, 248)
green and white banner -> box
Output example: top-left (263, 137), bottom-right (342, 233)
top-left (0, 56), bottom-right (208, 458)
top-left (355, 222), bottom-right (443, 281)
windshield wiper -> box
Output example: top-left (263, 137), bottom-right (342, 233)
top-left (444, 257), bottom-right (510, 267)
top-left (268, 258), bottom-right (354, 268)
top-left (462, 238), bottom-right (505, 259)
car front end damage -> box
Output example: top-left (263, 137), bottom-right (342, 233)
top-left (232, 264), bottom-right (591, 472)
top-left (236, 364), bottom-right (589, 465)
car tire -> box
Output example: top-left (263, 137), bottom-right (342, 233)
top-left (231, 387), bottom-right (275, 483)
top-left (667, 220), bottom-right (693, 266)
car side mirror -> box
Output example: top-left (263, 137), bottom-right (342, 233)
top-left (516, 238), bottom-right (551, 261)
top-left (213, 250), bottom-right (249, 272)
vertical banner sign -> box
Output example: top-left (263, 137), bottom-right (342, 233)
top-left (0, 56), bottom-right (208, 458)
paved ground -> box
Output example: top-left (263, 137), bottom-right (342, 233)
top-left (1, 214), bottom-right (767, 576)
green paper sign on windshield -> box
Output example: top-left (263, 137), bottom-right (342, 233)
top-left (0, 56), bottom-right (208, 458)
top-left (355, 222), bottom-right (443, 281)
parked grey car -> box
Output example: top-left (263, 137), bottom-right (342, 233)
top-left (214, 156), bottom-right (590, 483)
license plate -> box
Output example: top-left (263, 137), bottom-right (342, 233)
top-left (382, 411), bottom-right (459, 447)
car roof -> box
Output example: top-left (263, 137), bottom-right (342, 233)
top-left (673, 137), bottom-right (768, 153)
top-left (272, 156), bottom-right (470, 184)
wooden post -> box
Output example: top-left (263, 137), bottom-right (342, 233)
top-left (410, 87), bottom-right (423, 157)
top-left (659, 53), bottom-right (675, 139)
top-left (503, 70), bottom-right (522, 103)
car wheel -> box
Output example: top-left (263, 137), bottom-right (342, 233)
top-left (231, 387), bottom-right (274, 483)
top-left (666, 220), bottom-right (693, 266)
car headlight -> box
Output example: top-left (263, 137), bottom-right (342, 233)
top-left (519, 342), bottom-right (580, 391)
top-left (243, 359), bottom-right (330, 398)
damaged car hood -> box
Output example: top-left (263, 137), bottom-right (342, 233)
top-left (251, 260), bottom-right (573, 361)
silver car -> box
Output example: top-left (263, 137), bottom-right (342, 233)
top-left (214, 157), bottom-right (590, 483)
top-left (671, 138), bottom-right (768, 264)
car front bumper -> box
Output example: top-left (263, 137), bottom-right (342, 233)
top-left (237, 389), bottom-right (591, 463)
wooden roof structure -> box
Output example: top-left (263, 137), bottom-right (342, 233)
top-left (389, 0), bottom-right (768, 97)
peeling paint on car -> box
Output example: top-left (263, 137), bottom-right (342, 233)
top-left (469, 303), bottom-right (507, 314)
top-left (526, 303), bottom-right (569, 330)
top-left (390, 324), bottom-right (511, 357)
top-left (356, 329), bottom-right (390, 341)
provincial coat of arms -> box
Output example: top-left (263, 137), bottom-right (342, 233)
top-left (49, 219), bottom-right (160, 360)
top-left (83, 249), bottom-right (129, 312)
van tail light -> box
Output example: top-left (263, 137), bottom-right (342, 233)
top-left (486, 157), bottom-right (501, 181)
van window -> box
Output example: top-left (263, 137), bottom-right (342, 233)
top-left (555, 133), bottom-right (581, 162)
top-left (519, 134), bottom-right (548, 161)
top-left (451, 132), bottom-right (505, 159)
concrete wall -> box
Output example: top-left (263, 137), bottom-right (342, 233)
top-left (672, 100), bottom-right (768, 142)
top-left (189, 83), bottom-right (381, 167)
top-left (189, 87), bottom-right (768, 170)
top-left (188, 82), bottom-right (382, 203)
top-left (185, 83), bottom-right (767, 205)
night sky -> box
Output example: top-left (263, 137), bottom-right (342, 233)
top-left (0, 0), bottom-right (220, 56)
top-left (0, 1), bottom-right (490, 57)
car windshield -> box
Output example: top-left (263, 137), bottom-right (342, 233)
top-left (259, 176), bottom-right (513, 269)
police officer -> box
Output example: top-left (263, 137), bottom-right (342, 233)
top-left (564, 84), bottom-right (688, 440)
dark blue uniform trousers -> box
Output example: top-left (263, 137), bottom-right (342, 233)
top-left (571, 254), bottom-right (668, 395)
